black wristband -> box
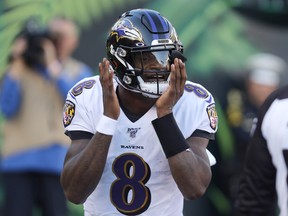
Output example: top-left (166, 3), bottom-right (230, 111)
top-left (152, 113), bottom-right (189, 158)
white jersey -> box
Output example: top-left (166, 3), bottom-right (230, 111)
top-left (234, 86), bottom-right (288, 216)
top-left (262, 92), bottom-right (288, 216)
top-left (63, 75), bottom-right (218, 216)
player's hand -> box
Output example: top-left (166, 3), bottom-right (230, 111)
top-left (98, 58), bottom-right (120, 120)
top-left (155, 58), bottom-right (186, 117)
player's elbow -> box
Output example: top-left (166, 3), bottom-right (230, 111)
top-left (182, 175), bottom-right (211, 200)
top-left (61, 179), bottom-right (87, 204)
top-left (183, 184), bottom-right (208, 200)
top-left (64, 190), bottom-right (87, 205)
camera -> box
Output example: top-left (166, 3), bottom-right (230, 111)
top-left (20, 20), bottom-right (56, 68)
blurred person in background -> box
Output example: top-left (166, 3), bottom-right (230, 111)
top-left (215, 53), bottom-right (287, 211)
top-left (234, 83), bottom-right (288, 216)
top-left (0, 23), bottom-right (68, 216)
top-left (0, 18), bottom-right (93, 216)
top-left (197, 53), bottom-right (288, 216)
top-left (48, 17), bottom-right (94, 97)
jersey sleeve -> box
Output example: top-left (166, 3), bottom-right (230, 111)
top-left (175, 82), bottom-right (218, 140)
top-left (194, 96), bottom-right (218, 137)
top-left (63, 77), bottom-right (100, 135)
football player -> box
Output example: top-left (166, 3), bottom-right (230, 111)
top-left (61, 8), bottom-right (218, 215)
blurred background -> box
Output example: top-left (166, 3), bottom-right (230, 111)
top-left (0, 0), bottom-right (288, 215)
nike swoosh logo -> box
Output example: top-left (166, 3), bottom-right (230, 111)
top-left (205, 95), bottom-right (212, 103)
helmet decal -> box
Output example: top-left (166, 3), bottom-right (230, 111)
top-left (142, 10), bottom-right (169, 40)
top-left (111, 19), bottom-right (142, 43)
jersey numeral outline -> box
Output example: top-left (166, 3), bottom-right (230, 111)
top-left (71, 80), bottom-right (96, 96)
top-left (110, 153), bottom-right (151, 215)
top-left (184, 83), bottom-right (208, 98)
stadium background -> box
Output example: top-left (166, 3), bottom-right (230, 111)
top-left (0, 0), bottom-right (288, 215)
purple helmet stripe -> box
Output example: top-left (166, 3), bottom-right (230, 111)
top-left (142, 10), bottom-right (170, 40)
top-left (158, 16), bottom-right (169, 39)
top-left (143, 10), bottom-right (158, 40)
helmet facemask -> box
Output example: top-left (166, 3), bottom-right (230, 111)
top-left (112, 43), bottom-right (185, 98)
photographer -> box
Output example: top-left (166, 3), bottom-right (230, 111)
top-left (0, 23), bottom-right (69, 216)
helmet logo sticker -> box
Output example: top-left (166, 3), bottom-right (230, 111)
top-left (111, 19), bottom-right (142, 42)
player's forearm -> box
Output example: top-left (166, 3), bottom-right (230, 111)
top-left (61, 134), bottom-right (111, 204)
top-left (152, 113), bottom-right (211, 198)
top-left (168, 150), bottom-right (211, 200)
